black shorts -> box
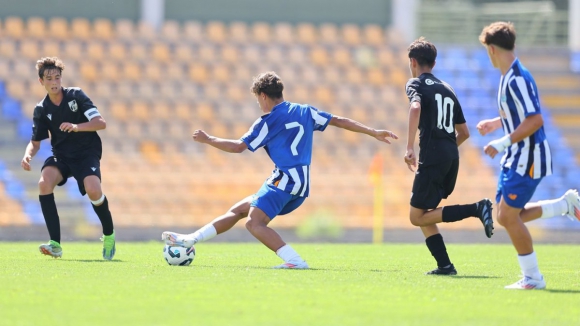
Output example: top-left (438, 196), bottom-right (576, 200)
top-left (41, 155), bottom-right (101, 196)
top-left (410, 158), bottom-right (459, 210)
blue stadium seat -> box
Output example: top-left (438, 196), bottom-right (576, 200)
top-left (0, 81), bottom-right (6, 98)
top-left (24, 202), bottom-right (44, 224)
top-left (17, 120), bottom-right (31, 140)
top-left (571, 51), bottom-right (580, 73)
top-left (1, 98), bottom-right (22, 120)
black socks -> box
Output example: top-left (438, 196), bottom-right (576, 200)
top-left (425, 233), bottom-right (451, 268)
top-left (441, 203), bottom-right (478, 223)
top-left (39, 194), bottom-right (61, 243)
top-left (92, 196), bottom-right (114, 236)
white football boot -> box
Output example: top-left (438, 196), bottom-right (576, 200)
top-left (162, 231), bottom-right (196, 248)
top-left (273, 261), bottom-right (309, 269)
top-left (505, 276), bottom-right (546, 290)
top-left (563, 189), bottom-right (580, 222)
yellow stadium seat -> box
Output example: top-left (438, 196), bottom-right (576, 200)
top-left (233, 65), bottom-right (252, 82)
top-left (93, 18), bottom-right (113, 39)
top-left (131, 101), bottom-right (150, 121)
top-left (167, 62), bottom-right (185, 80)
top-left (107, 42), bottom-right (126, 61)
top-left (144, 63), bottom-right (162, 81)
top-left (377, 48), bottom-right (395, 67)
top-left (183, 20), bottom-right (203, 41)
top-left (140, 140), bottom-right (162, 163)
top-left (48, 17), bottom-right (68, 39)
top-left (310, 46), bottom-right (329, 66)
top-left (319, 23), bottom-right (339, 44)
top-left (129, 42), bottom-right (148, 61)
top-left (241, 45), bottom-right (261, 64)
top-left (229, 21), bottom-right (249, 43)
top-left (265, 46), bottom-right (285, 64)
top-left (198, 43), bottom-right (216, 62)
top-left (27, 17), bottom-right (46, 38)
top-left (345, 66), bottom-right (363, 84)
top-left (63, 40), bottom-right (83, 60)
top-left (0, 40), bottom-right (16, 57)
top-left (368, 68), bottom-right (386, 85)
top-left (6, 80), bottom-right (26, 100)
top-left (332, 46), bottom-right (352, 66)
top-left (109, 102), bottom-right (129, 121)
top-left (152, 43), bottom-right (170, 62)
top-left (174, 44), bottom-right (193, 62)
top-left (115, 19), bottom-right (134, 39)
top-left (206, 21), bottom-right (227, 43)
top-left (116, 82), bottom-right (134, 99)
top-left (123, 62), bottom-right (141, 81)
top-left (5, 17), bottom-right (24, 38)
top-left (364, 24), bottom-right (384, 45)
top-left (273, 22), bottom-right (294, 44)
top-left (126, 121), bottom-right (144, 138)
top-left (252, 22), bottom-right (271, 43)
top-left (137, 21), bottom-right (156, 39)
top-left (288, 47), bottom-right (307, 64)
top-left (94, 81), bottom-right (114, 98)
top-left (80, 62), bottom-right (98, 81)
top-left (41, 40), bottom-right (61, 57)
top-left (71, 18), bottom-right (91, 39)
top-left (342, 24), bottom-right (361, 46)
top-left (314, 86), bottom-right (333, 105)
top-left (175, 102), bottom-right (194, 120)
top-left (226, 84), bottom-right (247, 102)
top-left (322, 66), bottom-right (343, 86)
top-left (86, 41), bottom-right (105, 60)
top-left (220, 45), bottom-right (239, 63)
top-left (296, 23), bottom-right (317, 44)
top-left (211, 64), bottom-right (231, 83)
top-left (188, 64), bottom-right (209, 83)
top-left (162, 20), bottom-right (180, 41)
top-left (20, 40), bottom-right (39, 59)
top-left (152, 101), bottom-right (171, 120)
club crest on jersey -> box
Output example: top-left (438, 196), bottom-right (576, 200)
top-left (68, 100), bottom-right (78, 112)
top-left (499, 108), bottom-right (507, 119)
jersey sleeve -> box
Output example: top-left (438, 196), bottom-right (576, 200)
top-left (76, 88), bottom-right (101, 120)
top-left (453, 98), bottom-right (467, 125)
top-left (405, 78), bottom-right (422, 103)
top-left (509, 76), bottom-right (541, 117)
top-left (240, 116), bottom-right (278, 152)
top-left (309, 106), bottom-right (332, 132)
top-left (31, 105), bottom-right (49, 141)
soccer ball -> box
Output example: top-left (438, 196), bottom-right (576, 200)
top-left (163, 245), bottom-right (195, 266)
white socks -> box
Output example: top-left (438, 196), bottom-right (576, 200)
top-left (191, 224), bottom-right (217, 244)
top-left (539, 197), bottom-right (568, 218)
top-left (517, 251), bottom-right (542, 280)
top-left (276, 244), bottom-right (303, 263)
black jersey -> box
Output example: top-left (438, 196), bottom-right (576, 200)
top-left (405, 73), bottom-right (466, 166)
top-left (31, 87), bottom-right (102, 160)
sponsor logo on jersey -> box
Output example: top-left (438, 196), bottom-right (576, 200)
top-left (68, 100), bottom-right (78, 112)
top-left (508, 193), bottom-right (518, 200)
top-left (47, 114), bottom-right (52, 120)
top-left (91, 167), bottom-right (97, 171)
top-left (425, 79), bottom-right (435, 85)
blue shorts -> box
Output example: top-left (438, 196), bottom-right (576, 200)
top-left (496, 167), bottom-right (542, 208)
top-left (251, 182), bottom-right (306, 219)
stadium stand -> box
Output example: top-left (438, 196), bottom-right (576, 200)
top-left (1, 17), bottom-right (576, 231)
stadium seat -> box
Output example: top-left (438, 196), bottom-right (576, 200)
top-left (319, 23), bottom-right (339, 44)
top-left (220, 45), bottom-right (240, 64)
top-left (0, 40), bottom-right (16, 57)
top-left (296, 23), bottom-right (317, 44)
top-left (206, 21), bottom-right (227, 43)
top-left (198, 43), bottom-right (217, 63)
top-left (189, 63), bottom-right (209, 84)
top-left (166, 62), bottom-right (186, 81)
top-left (62, 40), bottom-right (83, 60)
top-left (183, 20), bottom-right (203, 41)
top-left (19, 40), bottom-right (39, 59)
top-left (48, 17), bottom-right (68, 39)
top-left (272, 22), bottom-right (294, 44)
top-left (129, 42), bottom-right (148, 61)
top-left (115, 19), bottom-right (134, 39)
top-left (123, 62), bottom-right (141, 81)
top-left (252, 22), bottom-right (271, 43)
top-left (93, 18), bottom-right (113, 39)
top-left (40, 40), bottom-right (61, 57)
top-left (310, 46), bottom-right (329, 66)
top-left (26, 17), bottom-right (46, 38)
top-left (109, 101), bottom-right (129, 121)
top-left (174, 44), bottom-right (194, 62)
top-left (86, 41), bottom-right (105, 60)
top-left (332, 46), bottom-right (352, 67)
top-left (229, 21), bottom-right (249, 43)
top-left (364, 24), bottom-right (384, 45)
top-left (161, 20), bottom-right (181, 42)
top-left (137, 21), bottom-right (156, 39)
top-left (71, 18), bottom-right (91, 39)
top-left (341, 24), bottom-right (361, 46)
top-left (4, 17), bottom-right (24, 38)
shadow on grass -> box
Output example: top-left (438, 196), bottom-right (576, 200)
top-left (544, 289), bottom-right (580, 294)
top-left (449, 275), bottom-right (500, 279)
top-left (64, 259), bottom-right (125, 263)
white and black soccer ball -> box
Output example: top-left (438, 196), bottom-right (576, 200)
top-left (163, 245), bottom-right (195, 266)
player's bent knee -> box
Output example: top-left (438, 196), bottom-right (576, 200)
top-left (38, 179), bottom-right (56, 194)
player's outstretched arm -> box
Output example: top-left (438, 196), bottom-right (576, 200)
top-left (476, 117), bottom-right (502, 136)
top-left (21, 140), bottom-right (41, 171)
top-left (328, 116), bottom-right (398, 144)
top-left (192, 129), bottom-right (248, 153)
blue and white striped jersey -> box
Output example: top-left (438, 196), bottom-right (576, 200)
top-left (497, 58), bottom-right (552, 179)
top-left (241, 101), bottom-right (333, 197)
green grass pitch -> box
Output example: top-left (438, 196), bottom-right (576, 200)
top-left (1, 242), bottom-right (579, 326)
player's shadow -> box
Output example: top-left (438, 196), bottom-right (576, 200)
top-left (449, 275), bottom-right (500, 279)
top-left (66, 259), bottom-right (125, 263)
top-left (544, 289), bottom-right (580, 294)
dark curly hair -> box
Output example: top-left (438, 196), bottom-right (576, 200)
top-left (36, 56), bottom-right (65, 79)
top-left (407, 37), bottom-right (437, 68)
top-left (250, 71), bottom-right (284, 99)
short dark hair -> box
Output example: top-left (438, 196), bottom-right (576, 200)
top-left (36, 56), bottom-right (65, 79)
top-left (479, 22), bottom-right (516, 50)
top-left (250, 71), bottom-right (284, 99)
top-left (407, 37), bottom-right (437, 68)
